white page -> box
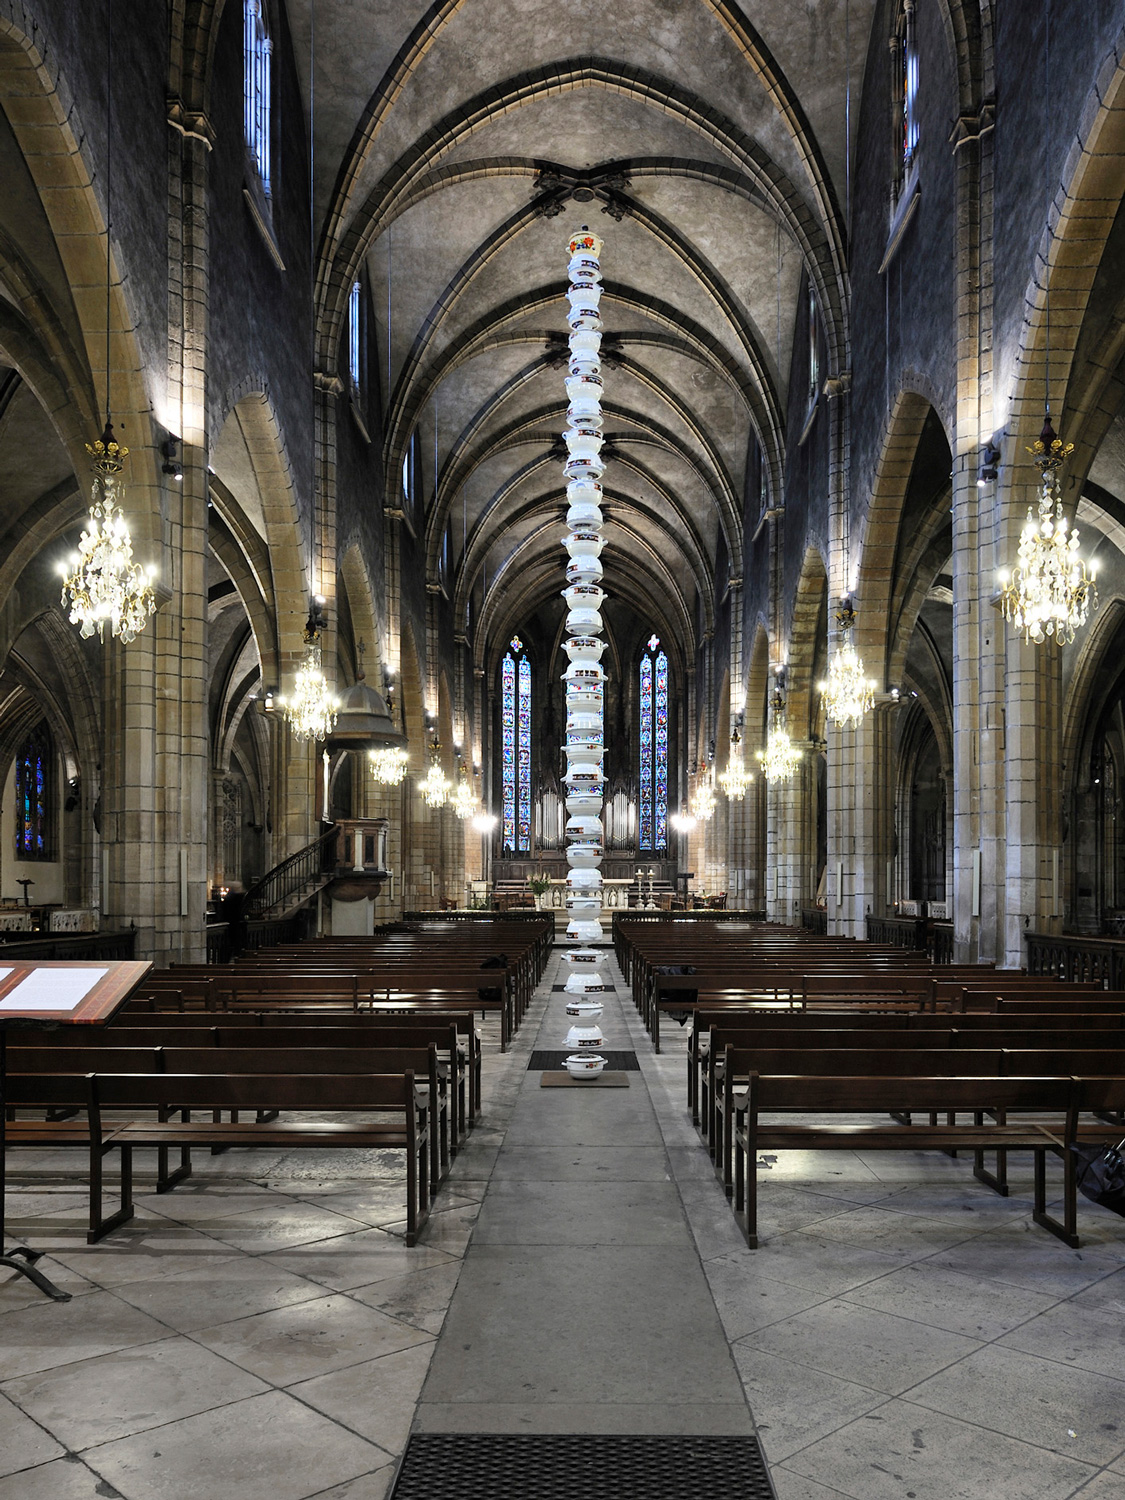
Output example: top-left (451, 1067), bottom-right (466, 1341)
top-left (0, 966), bottom-right (108, 1013)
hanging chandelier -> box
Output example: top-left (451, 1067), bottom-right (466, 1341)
top-left (60, 7), bottom-right (156, 647)
top-left (718, 728), bottom-right (752, 800)
top-left (421, 736), bottom-right (450, 809)
top-left (999, 416), bottom-right (1097, 645)
top-left (451, 772), bottom-right (479, 821)
top-left (279, 608), bottom-right (338, 741)
top-left (369, 746), bottom-right (409, 785)
top-left (689, 769), bottom-right (717, 821)
top-left (60, 426), bottom-right (157, 643)
top-left (820, 600), bottom-right (876, 725)
top-left (758, 687), bottom-right (802, 783)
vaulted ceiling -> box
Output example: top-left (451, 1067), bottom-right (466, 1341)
top-left (292, 0), bottom-right (874, 660)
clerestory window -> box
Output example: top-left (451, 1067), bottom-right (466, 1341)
top-left (244, 1), bottom-right (273, 195)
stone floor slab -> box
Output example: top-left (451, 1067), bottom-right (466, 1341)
top-left (907, 1345), bottom-right (1125, 1464)
top-left (0, 1290), bottom-right (170, 1380)
top-left (192, 1291), bottom-right (431, 1385)
top-left (740, 1297), bottom-right (983, 1396)
top-left (2, 1335), bottom-right (268, 1449)
top-left (470, 1178), bottom-right (689, 1245)
top-left (85, 1389), bottom-right (385, 1500)
top-left (0, 1390), bottom-right (64, 1479)
top-left (289, 1341), bottom-right (434, 1453)
top-left (785, 1399), bottom-right (1096, 1499)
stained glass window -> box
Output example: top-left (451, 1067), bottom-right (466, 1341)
top-left (501, 639), bottom-right (531, 852)
top-left (348, 280), bottom-right (362, 392)
top-left (15, 723), bottom-right (52, 861)
top-left (639, 638), bottom-right (668, 851)
top-left (244, 1), bottom-right (272, 195)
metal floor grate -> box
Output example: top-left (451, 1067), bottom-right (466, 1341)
top-left (389, 1434), bottom-right (775, 1499)
top-left (528, 1049), bottom-right (640, 1071)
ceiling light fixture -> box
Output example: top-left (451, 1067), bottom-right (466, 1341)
top-left (60, 0), bottom-right (156, 644)
top-left (820, 600), bottom-right (876, 726)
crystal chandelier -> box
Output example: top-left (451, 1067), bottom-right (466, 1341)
top-left (451, 772), bottom-right (479, 820)
top-left (60, 426), bottom-right (157, 643)
top-left (279, 608), bottom-right (338, 741)
top-left (820, 601), bottom-right (875, 726)
top-left (999, 416), bottom-right (1097, 645)
top-left (689, 770), bottom-right (717, 821)
top-left (758, 687), bottom-right (802, 783)
top-left (718, 728), bottom-right (752, 800)
top-left (421, 736), bottom-right (450, 809)
top-left (369, 746), bottom-right (409, 785)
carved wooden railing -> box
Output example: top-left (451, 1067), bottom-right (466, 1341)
top-left (866, 915), bottom-right (927, 950)
top-left (1025, 931), bottom-right (1125, 989)
top-left (0, 928), bottom-right (138, 961)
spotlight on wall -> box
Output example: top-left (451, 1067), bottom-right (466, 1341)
top-left (161, 437), bottom-right (183, 481)
top-left (977, 440), bottom-right (1001, 489)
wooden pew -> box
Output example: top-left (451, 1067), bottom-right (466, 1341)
top-left (732, 1074), bottom-right (1077, 1247)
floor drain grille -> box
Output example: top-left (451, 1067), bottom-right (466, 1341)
top-left (528, 1049), bottom-right (640, 1071)
top-left (389, 1434), bottom-right (775, 1499)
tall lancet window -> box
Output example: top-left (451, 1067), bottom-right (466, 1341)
top-left (501, 636), bottom-right (532, 852)
top-left (243, 1), bottom-right (272, 195)
top-left (639, 634), bottom-right (669, 851)
top-left (15, 722), bottom-right (53, 860)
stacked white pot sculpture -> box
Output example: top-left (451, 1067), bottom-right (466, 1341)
top-left (561, 227), bottom-right (608, 974)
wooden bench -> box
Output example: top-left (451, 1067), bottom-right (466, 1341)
top-left (732, 1074), bottom-right (1077, 1247)
top-left (79, 1071), bottom-right (431, 1245)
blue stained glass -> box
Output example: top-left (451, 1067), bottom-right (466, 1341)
top-left (502, 655), bottom-right (516, 850)
top-left (15, 725), bottom-right (49, 858)
top-left (501, 647), bottom-right (532, 853)
top-left (655, 651), bottom-right (668, 850)
top-left (639, 645), bottom-right (668, 851)
top-left (517, 656), bottom-right (531, 851)
top-left (639, 654), bottom-right (653, 849)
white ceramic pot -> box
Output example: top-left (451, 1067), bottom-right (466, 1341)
top-left (566, 477), bottom-right (603, 504)
top-left (563, 584), bottom-right (606, 611)
top-left (565, 1024), bottom-right (604, 1050)
top-left (563, 454), bottom-right (605, 482)
top-left (564, 1053), bottom-right (606, 1078)
top-left (564, 978), bottom-right (605, 1003)
top-left (566, 283), bottom-right (603, 312)
top-left (566, 710), bottom-right (602, 732)
top-left (564, 530), bottom-right (604, 556)
top-left (563, 947), bottom-right (602, 964)
top-left (566, 816), bottom-right (603, 842)
top-left (567, 308), bottom-right (603, 333)
top-left (565, 745), bottom-right (605, 767)
top-left (567, 842), bottom-right (604, 868)
top-left (565, 792), bottom-right (603, 816)
top-left (566, 895), bottom-right (603, 917)
top-left (568, 326), bottom-right (602, 356)
top-left (566, 866), bottom-right (602, 888)
top-left (564, 608), bottom-right (604, 638)
top-left (565, 973), bottom-right (608, 996)
top-left (564, 426), bottom-right (603, 457)
top-left (565, 556), bottom-right (603, 586)
top-left (567, 402), bottom-right (603, 430)
top-left (563, 769), bottom-right (605, 790)
top-left (567, 253), bottom-right (602, 281)
top-left (567, 918), bottom-right (604, 941)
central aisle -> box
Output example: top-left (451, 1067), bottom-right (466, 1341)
top-left (414, 946), bottom-right (754, 1435)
